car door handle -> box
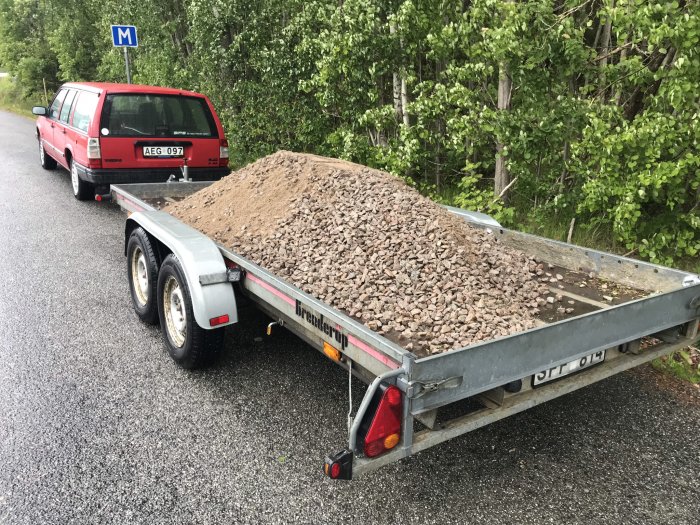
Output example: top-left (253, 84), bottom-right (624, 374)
top-left (61, 129), bottom-right (66, 134)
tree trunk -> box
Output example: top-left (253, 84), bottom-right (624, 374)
top-left (400, 77), bottom-right (409, 127)
top-left (560, 140), bottom-right (570, 186)
top-left (623, 47), bottom-right (675, 121)
top-left (494, 61), bottom-right (512, 202)
top-left (560, 76), bottom-right (576, 186)
top-left (390, 20), bottom-right (410, 128)
top-left (392, 72), bottom-right (402, 122)
top-left (389, 21), bottom-right (403, 124)
top-left (597, 1), bottom-right (614, 101)
top-left (614, 39), bottom-right (630, 106)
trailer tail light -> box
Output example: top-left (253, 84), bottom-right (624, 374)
top-left (323, 449), bottom-right (353, 480)
top-left (219, 139), bottom-right (229, 166)
top-left (363, 385), bottom-right (402, 458)
top-left (323, 342), bottom-right (342, 362)
top-left (209, 314), bottom-right (229, 327)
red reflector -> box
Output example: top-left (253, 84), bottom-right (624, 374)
top-left (330, 463), bottom-right (341, 478)
top-left (364, 440), bottom-right (385, 458)
top-left (363, 385), bottom-right (402, 458)
top-left (209, 314), bottom-right (229, 327)
top-left (386, 387), bottom-right (401, 406)
top-left (95, 194), bottom-right (102, 202)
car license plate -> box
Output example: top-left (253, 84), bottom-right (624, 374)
top-left (143, 146), bottom-right (183, 157)
top-left (533, 350), bottom-right (606, 387)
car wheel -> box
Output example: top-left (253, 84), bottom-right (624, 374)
top-left (127, 227), bottom-right (160, 325)
top-left (157, 254), bottom-right (225, 369)
top-left (39, 138), bottom-right (57, 170)
top-left (70, 159), bottom-right (93, 200)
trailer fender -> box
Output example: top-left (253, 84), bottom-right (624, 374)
top-left (125, 211), bottom-right (237, 329)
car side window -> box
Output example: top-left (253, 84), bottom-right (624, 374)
top-left (71, 91), bottom-right (99, 133)
top-left (49, 89), bottom-right (68, 120)
top-left (59, 90), bottom-right (77, 124)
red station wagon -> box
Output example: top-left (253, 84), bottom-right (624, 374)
top-left (33, 82), bottom-right (230, 200)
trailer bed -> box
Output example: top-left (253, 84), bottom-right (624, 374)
top-left (111, 181), bottom-right (700, 478)
top-left (113, 183), bottom-right (656, 329)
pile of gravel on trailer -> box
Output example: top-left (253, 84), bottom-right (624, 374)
top-left (166, 151), bottom-right (549, 356)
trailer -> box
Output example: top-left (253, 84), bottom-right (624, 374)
top-left (110, 181), bottom-right (700, 479)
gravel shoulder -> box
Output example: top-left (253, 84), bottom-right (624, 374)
top-left (1, 110), bottom-right (698, 525)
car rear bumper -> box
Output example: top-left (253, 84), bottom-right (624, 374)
top-left (77, 165), bottom-right (230, 184)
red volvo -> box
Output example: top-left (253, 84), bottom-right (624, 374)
top-left (33, 82), bottom-right (230, 200)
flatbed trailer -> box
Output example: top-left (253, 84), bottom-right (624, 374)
top-left (111, 181), bottom-right (700, 479)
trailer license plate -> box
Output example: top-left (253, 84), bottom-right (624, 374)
top-left (533, 350), bottom-right (606, 387)
top-left (143, 146), bottom-right (183, 157)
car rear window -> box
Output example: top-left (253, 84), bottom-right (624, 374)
top-left (100, 94), bottom-right (218, 138)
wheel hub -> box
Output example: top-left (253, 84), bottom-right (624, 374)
top-left (71, 162), bottom-right (79, 194)
top-left (130, 247), bottom-right (149, 306)
top-left (163, 276), bottom-right (186, 347)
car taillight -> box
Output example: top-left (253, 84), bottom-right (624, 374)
top-left (87, 137), bottom-right (101, 159)
top-left (219, 138), bottom-right (229, 166)
top-left (363, 385), bottom-right (402, 458)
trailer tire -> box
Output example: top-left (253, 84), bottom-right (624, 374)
top-left (127, 227), bottom-right (159, 325)
top-left (157, 254), bottom-right (224, 369)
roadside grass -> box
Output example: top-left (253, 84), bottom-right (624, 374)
top-left (0, 76), bottom-right (34, 117)
top-left (652, 346), bottom-right (700, 384)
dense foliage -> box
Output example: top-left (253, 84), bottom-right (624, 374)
top-left (1, 0), bottom-right (697, 263)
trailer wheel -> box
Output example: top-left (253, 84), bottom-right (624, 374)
top-left (157, 254), bottom-right (224, 369)
top-left (127, 227), bottom-right (159, 325)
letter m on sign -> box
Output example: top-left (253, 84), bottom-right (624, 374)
top-left (111, 25), bottom-right (138, 48)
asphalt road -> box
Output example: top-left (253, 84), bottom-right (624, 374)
top-left (0, 109), bottom-right (699, 525)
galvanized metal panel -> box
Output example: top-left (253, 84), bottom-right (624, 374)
top-left (410, 284), bottom-right (700, 413)
top-left (111, 181), bottom-right (212, 203)
top-left (445, 206), bottom-right (502, 228)
top-left (410, 336), bottom-right (696, 455)
top-left (494, 227), bottom-right (693, 292)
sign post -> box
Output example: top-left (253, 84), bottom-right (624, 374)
top-left (111, 25), bottom-right (138, 84)
top-left (123, 47), bottom-right (131, 84)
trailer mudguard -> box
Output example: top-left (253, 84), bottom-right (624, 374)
top-left (125, 211), bottom-right (237, 329)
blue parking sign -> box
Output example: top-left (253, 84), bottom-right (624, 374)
top-left (111, 25), bottom-right (138, 48)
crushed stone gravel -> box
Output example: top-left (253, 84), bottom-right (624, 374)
top-left (167, 151), bottom-right (550, 356)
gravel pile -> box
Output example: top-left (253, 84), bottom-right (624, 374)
top-left (166, 151), bottom-right (549, 356)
